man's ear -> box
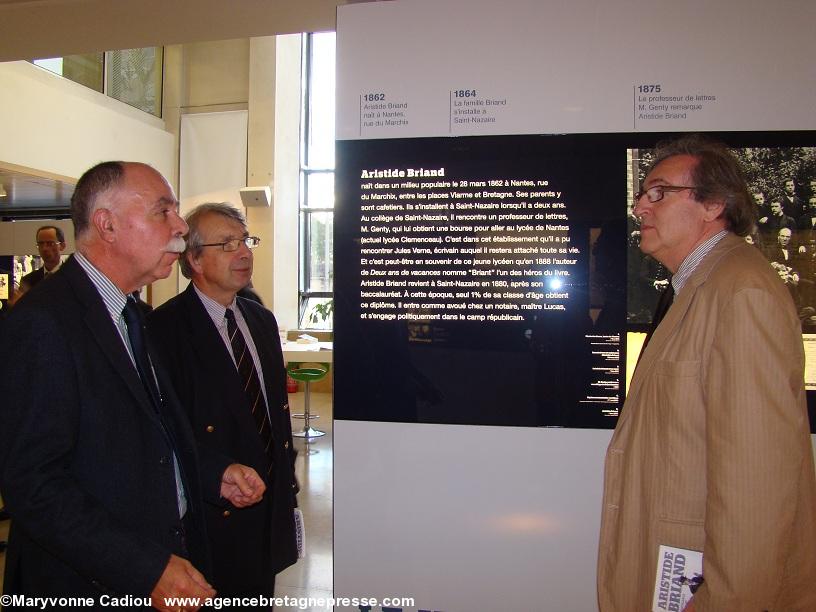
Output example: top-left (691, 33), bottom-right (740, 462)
top-left (703, 199), bottom-right (726, 222)
top-left (91, 208), bottom-right (116, 243)
top-left (186, 250), bottom-right (203, 275)
top-left (58, 241), bottom-right (66, 252)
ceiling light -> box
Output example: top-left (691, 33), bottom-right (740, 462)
top-left (0, 184), bottom-right (7, 198)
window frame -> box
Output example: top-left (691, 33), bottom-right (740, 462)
top-left (298, 32), bottom-right (335, 329)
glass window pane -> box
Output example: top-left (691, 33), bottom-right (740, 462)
top-left (32, 58), bottom-right (64, 74)
top-left (33, 53), bottom-right (103, 92)
top-left (105, 47), bottom-right (163, 116)
top-left (299, 32), bottom-right (336, 329)
top-left (299, 296), bottom-right (334, 330)
top-left (305, 211), bottom-right (334, 293)
top-left (305, 172), bottom-right (335, 209)
top-left (306, 32), bottom-right (335, 169)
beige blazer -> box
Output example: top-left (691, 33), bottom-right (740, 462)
top-left (598, 234), bottom-right (816, 611)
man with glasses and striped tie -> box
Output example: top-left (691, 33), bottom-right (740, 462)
top-left (148, 203), bottom-right (299, 603)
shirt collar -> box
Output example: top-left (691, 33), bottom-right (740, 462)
top-left (192, 283), bottom-right (237, 327)
top-left (43, 258), bottom-right (63, 276)
top-left (672, 230), bottom-right (729, 296)
top-left (74, 252), bottom-right (128, 322)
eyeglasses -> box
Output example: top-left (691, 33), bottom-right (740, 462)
top-left (36, 240), bottom-right (62, 247)
top-left (635, 185), bottom-right (695, 203)
top-left (199, 236), bottom-right (261, 252)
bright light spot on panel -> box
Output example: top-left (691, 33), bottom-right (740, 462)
top-left (549, 278), bottom-right (563, 290)
top-left (486, 512), bottom-right (562, 535)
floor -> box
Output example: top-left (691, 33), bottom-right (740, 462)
top-left (277, 391), bottom-right (334, 610)
top-left (0, 391), bottom-right (334, 609)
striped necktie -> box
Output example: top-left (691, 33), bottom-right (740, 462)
top-left (225, 308), bottom-right (274, 473)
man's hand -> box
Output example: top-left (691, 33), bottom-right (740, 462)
top-left (150, 554), bottom-right (215, 612)
top-left (220, 463), bottom-right (266, 508)
top-left (682, 599), bottom-right (695, 612)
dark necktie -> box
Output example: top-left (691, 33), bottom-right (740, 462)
top-left (225, 308), bottom-right (274, 473)
top-left (123, 298), bottom-right (188, 516)
top-left (651, 282), bottom-right (675, 329)
top-left (122, 297), bottom-right (162, 411)
top-left (638, 282), bottom-right (674, 362)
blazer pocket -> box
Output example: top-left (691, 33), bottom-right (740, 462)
top-left (652, 359), bottom-right (706, 524)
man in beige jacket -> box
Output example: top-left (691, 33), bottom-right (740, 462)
top-left (598, 135), bottom-right (816, 611)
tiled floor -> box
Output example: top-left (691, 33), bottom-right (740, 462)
top-left (0, 391), bottom-right (334, 609)
top-left (277, 391), bottom-right (334, 611)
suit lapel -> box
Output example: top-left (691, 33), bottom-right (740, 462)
top-left (62, 257), bottom-right (160, 422)
top-left (621, 234), bottom-right (743, 427)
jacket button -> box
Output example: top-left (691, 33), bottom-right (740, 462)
top-left (285, 441), bottom-right (289, 449)
top-left (159, 456), bottom-right (169, 466)
top-left (283, 403), bottom-right (290, 411)
top-left (206, 425), bottom-right (215, 432)
top-left (223, 510), bottom-right (231, 518)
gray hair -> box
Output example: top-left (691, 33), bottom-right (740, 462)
top-left (179, 202), bottom-right (247, 279)
top-left (70, 161), bottom-right (126, 238)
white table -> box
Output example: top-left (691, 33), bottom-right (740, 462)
top-left (281, 341), bottom-right (333, 364)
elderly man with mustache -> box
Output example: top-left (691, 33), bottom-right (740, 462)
top-left (0, 162), bottom-right (266, 612)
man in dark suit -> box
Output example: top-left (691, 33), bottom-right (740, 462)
top-left (0, 162), bottom-right (267, 611)
top-left (797, 195), bottom-right (816, 232)
top-left (781, 177), bottom-right (805, 220)
top-left (20, 225), bottom-right (66, 288)
top-left (148, 203), bottom-right (299, 599)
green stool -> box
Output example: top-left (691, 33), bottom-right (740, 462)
top-left (287, 363), bottom-right (329, 439)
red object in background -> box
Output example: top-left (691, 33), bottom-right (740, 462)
top-left (286, 374), bottom-right (298, 394)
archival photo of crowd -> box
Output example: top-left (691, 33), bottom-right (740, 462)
top-left (627, 144), bottom-right (816, 328)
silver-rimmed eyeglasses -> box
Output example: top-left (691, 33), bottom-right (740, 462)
top-left (199, 236), bottom-right (261, 252)
top-left (635, 185), bottom-right (695, 203)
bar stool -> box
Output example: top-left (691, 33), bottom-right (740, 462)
top-left (287, 362), bottom-right (328, 440)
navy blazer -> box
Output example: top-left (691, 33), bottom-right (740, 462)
top-left (0, 256), bottom-right (228, 599)
top-left (148, 284), bottom-right (298, 596)
top-left (20, 266), bottom-right (45, 288)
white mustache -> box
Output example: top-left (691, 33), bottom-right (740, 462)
top-left (165, 237), bottom-right (187, 253)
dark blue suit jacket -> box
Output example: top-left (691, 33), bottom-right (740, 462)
top-left (0, 256), bottom-right (227, 599)
top-left (148, 284), bottom-right (298, 596)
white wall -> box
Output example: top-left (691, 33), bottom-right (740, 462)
top-left (0, 61), bottom-right (174, 181)
top-left (0, 220), bottom-right (75, 257)
top-left (271, 34), bottom-right (302, 331)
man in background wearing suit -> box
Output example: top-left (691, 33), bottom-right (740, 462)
top-left (148, 203), bottom-right (299, 600)
top-left (597, 135), bottom-right (816, 611)
top-left (0, 162), bottom-right (267, 611)
top-left (20, 225), bottom-right (66, 288)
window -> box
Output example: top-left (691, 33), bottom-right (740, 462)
top-left (298, 32), bottom-right (336, 329)
top-left (32, 47), bottom-right (163, 117)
